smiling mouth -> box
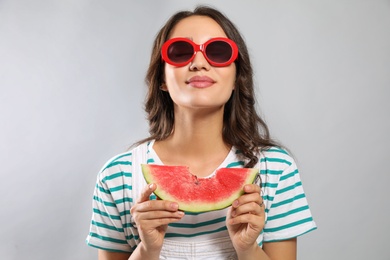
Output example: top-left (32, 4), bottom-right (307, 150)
top-left (186, 76), bottom-right (216, 88)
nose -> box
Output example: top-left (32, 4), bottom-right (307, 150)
top-left (189, 51), bottom-right (211, 71)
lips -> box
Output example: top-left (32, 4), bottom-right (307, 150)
top-left (186, 76), bottom-right (216, 88)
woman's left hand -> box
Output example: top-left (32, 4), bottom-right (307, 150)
top-left (226, 184), bottom-right (265, 253)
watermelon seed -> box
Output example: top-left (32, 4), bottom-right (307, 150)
top-left (195, 175), bottom-right (199, 185)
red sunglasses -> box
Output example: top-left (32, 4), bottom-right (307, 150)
top-left (161, 37), bottom-right (239, 67)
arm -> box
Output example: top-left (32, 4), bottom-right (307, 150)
top-left (98, 250), bottom-right (130, 260)
top-left (263, 238), bottom-right (297, 260)
top-left (234, 238), bottom-right (297, 260)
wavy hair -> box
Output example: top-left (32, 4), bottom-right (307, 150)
top-left (137, 6), bottom-right (279, 167)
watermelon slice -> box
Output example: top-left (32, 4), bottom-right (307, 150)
top-left (141, 164), bottom-right (259, 212)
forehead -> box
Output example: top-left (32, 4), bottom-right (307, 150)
top-left (169, 15), bottom-right (227, 41)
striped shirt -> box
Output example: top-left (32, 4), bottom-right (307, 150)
top-left (86, 140), bottom-right (316, 254)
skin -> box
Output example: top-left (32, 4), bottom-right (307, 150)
top-left (99, 15), bottom-right (297, 260)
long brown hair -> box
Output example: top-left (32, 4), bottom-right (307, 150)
top-left (138, 6), bottom-right (279, 167)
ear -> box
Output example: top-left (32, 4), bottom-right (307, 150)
top-left (160, 83), bottom-right (168, 91)
top-left (160, 74), bottom-right (168, 91)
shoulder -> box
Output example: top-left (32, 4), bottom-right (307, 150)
top-left (258, 146), bottom-right (296, 171)
top-left (100, 152), bottom-right (133, 172)
top-left (97, 142), bottom-right (149, 183)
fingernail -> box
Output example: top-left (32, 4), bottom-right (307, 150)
top-left (149, 183), bottom-right (154, 189)
top-left (171, 203), bottom-right (179, 210)
top-left (233, 200), bottom-right (239, 207)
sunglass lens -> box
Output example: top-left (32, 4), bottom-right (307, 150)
top-left (206, 41), bottom-right (232, 63)
top-left (168, 41), bottom-right (194, 64)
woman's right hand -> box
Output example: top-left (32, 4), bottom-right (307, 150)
top-left (130, 183), bottom-right (184, 256)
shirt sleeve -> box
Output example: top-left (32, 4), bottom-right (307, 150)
top-left (262, 153), bottom-right (317, 242)
top-left (85, 164), bottom-right (133, 253)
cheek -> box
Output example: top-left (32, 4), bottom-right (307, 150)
top-left (164, 67), bottom-right (184, 89)
top-left (220, 67), bottom-right (236, 90)
top-left (163, 65), bottom-right (171, 84)
top-left (231, 74), bottom-right (236, 90)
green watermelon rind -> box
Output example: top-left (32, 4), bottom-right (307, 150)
top-left (141, 164), bottom-right (259, 213)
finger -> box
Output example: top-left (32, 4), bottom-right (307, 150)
top-left (231, 201), bottom-right (263, 217)
top-left (243, 184), bottom-right (261, 194)
top-left (136, 199), bottom-right (180, 213)
top-left (232, 192), bottom-right (262, 209)
top-left (137, 183), bottom-right (157, 203)
top-left (228, 212), bottom-right (264, 227)
top-left (139, 209), bottom-right (185, 221)
top-left (138, 213), bottom-right (185, 229)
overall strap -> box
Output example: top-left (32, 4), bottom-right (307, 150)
top-left (130, 142), bottom-right (149, 203)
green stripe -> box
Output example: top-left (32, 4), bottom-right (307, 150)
top-left (264, 148), bottom-right (288, 155)
top-left (88, 232), bottom-right (128, 244)
top-left (267, 205), bottom-right (310, 221)
top-left (123, 222), bottom-right (136, 228)
top-left (102, 171), bottom-right (132, 182)
top-left (271, 193), bottom-right (306, 208)
top-left (147, 141), bottom-right (152, 151)
top-left (113, 152), bottom-right (132, 162)
top-left (115, 197), bottom-right (133, 204)
top-left (93, 208), bottom-right (121, 220)
top-left (262, 194), bottom-right (275, 202)
top-left (226, 161), bottom-right (245, 168)
top-left (93, 196), bottom-right (116, 207)
top-left (119, 210), bottom-right (130, 217)
top-left (183, 211), bottom-right (204, 216)
top-left (125, 234), bottom-right (138, 240)
top-left (86, 242), bottom-right (131, 253)
top-left (263, 226), bottom-right (317, 243)
top-left (96, 184), bottom-right (111, 194)
top-left (91, 220), bottom-right (124, 232)
top-left (169, 216), bottom-right (226, 228)
top-left (100, 153), bottom-right (132, 171)
top-left (260, 158), bottom-right (292, 166)
top-left (260, 169), bottom-right (283, 175)
top-left (275, 181), bottom-right (302, 195)
top-left (263, 217), bottom-right (314, 233)
top-left (262, 182), bottom-right (278, 188)
top-left (110, 184), bottom-right (132, 192)
top-left (105, 161), bottom-right (132, 170)
top-left (280, 169), bottom-right (298, 181)
top-left (165, 226), bottom-right (228, 238)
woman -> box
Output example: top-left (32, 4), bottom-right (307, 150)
top-left (86, 6), bottom-right (316, 260)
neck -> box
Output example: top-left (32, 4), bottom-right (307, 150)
top-left (174, 108), bottom-right (226, 150)
top-left (155, 106), bottom-right (230, 159)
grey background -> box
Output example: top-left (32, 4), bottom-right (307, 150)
top-left (1, 0), bottom-right (389, 259)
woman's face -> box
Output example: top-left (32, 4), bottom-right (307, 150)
top-left (163, 15), bottom-right (236, 112)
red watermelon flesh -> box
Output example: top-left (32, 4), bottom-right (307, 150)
top-left (141, 164), bottom-right (259, 212)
